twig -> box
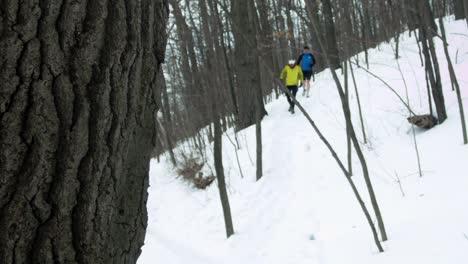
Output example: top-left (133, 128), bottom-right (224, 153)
top-left (350, 61), bottom-right (418, 116)
top-left (225, 132), bottom-right (245, 179)
top-left (394, 172), bottom-right (405, 197)
top-left (451, 33), bottom-right (468, 38)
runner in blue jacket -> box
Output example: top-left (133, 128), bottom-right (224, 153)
top-left (296, 46), bottom-right (316, 98)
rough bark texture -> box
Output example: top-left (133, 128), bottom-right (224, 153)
top-left (0, 0), bottom-right (169, 263)
top-left (454, 0), bottom-right (465, 19)
top-left (321, 0), bottom-right (341, 69)
top-left (464, 0), bottom-right (468, 26)
top-left (231, 0), bottom-right (266, 130)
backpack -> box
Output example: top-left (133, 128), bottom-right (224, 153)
top-left (301, 53), bottom-right (315, 71)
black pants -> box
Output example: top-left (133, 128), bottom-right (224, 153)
top-left (286, 85), bottom-right (298, 109)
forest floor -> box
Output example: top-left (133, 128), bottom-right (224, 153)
top-left (139, 18), bottom-right (468, 264)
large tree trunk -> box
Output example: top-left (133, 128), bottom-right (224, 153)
top-left (256, 0), bottom-right (279, 98)
top-left (304, 0), bottom-right (323, 71)
top-left (464, 0), bottom-right (468, 26)
top-left (284, 0), bottom-right (297, 54)
top-left (0, 1), bottom-right (169, 263)
top-left (231, 0), bottom-right (266, 130)
top-left (321, 0), bottom-right (341, 69)
top-left (454, 0), bottom-right (466, 19)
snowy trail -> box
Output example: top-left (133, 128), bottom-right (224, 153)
top-left (223, 87), bottom-right (346, 264)
top-left (255, 103), bottom-right (322, 264)
top-left (216, 100), bottom-right (324, 264)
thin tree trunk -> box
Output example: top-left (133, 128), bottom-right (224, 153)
top-left (425, 71), bottom-right (434, 116)
top-left (275, 80), bottom-right (384, 252)
top-left (200, 0), bottom-right (235, 238)
top-left (213, 112), bottom-right (234, 238)
top-left (159, 70), bottom-right (178, 166)
top-left (344, 61), bottom-right (353, 176)
top-left (284, 0), bottom-right (297, 54)
top-left (310, 11), bottom-right (388, 243)
top-left (395, 51), bottom-right (424, 177)
top-left (249, 1), bottom-right (264, 181)
top-left (438, 13), bottom-right (468, 143)
top-left (349, 60), bottom-right (368, 144)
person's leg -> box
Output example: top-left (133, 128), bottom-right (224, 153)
top-left (306, 71), bottom-right (313, 97)
top-left (286, 86), bottom-right (293, 110)
top-left (303, 71), bottom-right (311, 97)
top-left (290, 86), bottom-right (298, 113)
top-left (305, 79), bottom-right (310, 97)
top-left (302, 81), bottom-right (306, 96)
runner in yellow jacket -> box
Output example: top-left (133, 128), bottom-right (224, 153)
top-left (280, 60), bottom-right (304, 114)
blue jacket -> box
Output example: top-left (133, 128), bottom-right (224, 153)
top-left (297, 53), bottom-right (315, 72)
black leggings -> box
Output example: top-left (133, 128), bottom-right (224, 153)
top-left (286, 85), bottom-right (298, 108)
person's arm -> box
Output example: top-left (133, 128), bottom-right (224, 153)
top-left (280, 66), bottom-right (287, 80)
top-left (296, 54), bottom-right (303, 65)
top-left (298, 67), bottom-right (304, 83)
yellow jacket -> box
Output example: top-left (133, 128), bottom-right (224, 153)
top-left (280, 65), bottom-right (304, 86)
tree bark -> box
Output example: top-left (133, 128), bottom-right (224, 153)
top-left (464, 0), bottom-right (468, 26)
top-left (256, 0), bottom-right (279, 98)
top-left (454, 0), bottom-right (466, 19)
top-left (418, 0), bottom-right (447, 123)
top-left (199, 0), bottom-right (235, 238)
top-left (321, 0), bottom-right (341, 68)
top-left (231, 0), bottom-right (266, 130)
top-left (349, 60), bottom-right (368, 144)
top-left (284, 0), bottom-right (297, 54)
top-left (250, 1), bottom-right (264, 182)
top-left (344, 61), bottom-right (353, 176)
top-left (213, 110), bottom-right (234, 238)
top-left (438, 13), bottom-right (467, 143)
top-left (0, 1), bottom-right (169, 263)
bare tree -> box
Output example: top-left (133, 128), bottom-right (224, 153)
top-left (414, 0), bottom-right (447, 123)
top-left (437, 2), bottom-right (468, 143)
top-left (199, 0), bottom-right (235, 238)
top-left (309, 8), bottom-right (389, 242)
top-left (454, 0), bottom-right (466, 19)
top-left (321, 0), bottom-right (341, 68)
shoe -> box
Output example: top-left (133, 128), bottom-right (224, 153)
top-left (288, 106), bottom-right (292, 112)
top-left (291, 108), bottom-right (295, 114)
top-left (307, 95), bottom-right (310, 98)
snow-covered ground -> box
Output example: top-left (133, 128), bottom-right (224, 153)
top-left (139, 19), bottom-right (468, 264)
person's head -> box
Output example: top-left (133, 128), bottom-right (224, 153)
top-left (288, 59), bottom-right (296, 66)
top-left (303, 46), bottom-right (310, 53)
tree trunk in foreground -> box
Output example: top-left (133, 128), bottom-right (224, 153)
top-left (231, 0), bottom-right (267, 130)
top-left (0, 1), bottom-right (169, 263)
top-left (454, 0), bottom-right (466, 20)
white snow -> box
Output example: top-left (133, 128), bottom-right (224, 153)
top-left (139, 18), bottom-right (468, 264)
